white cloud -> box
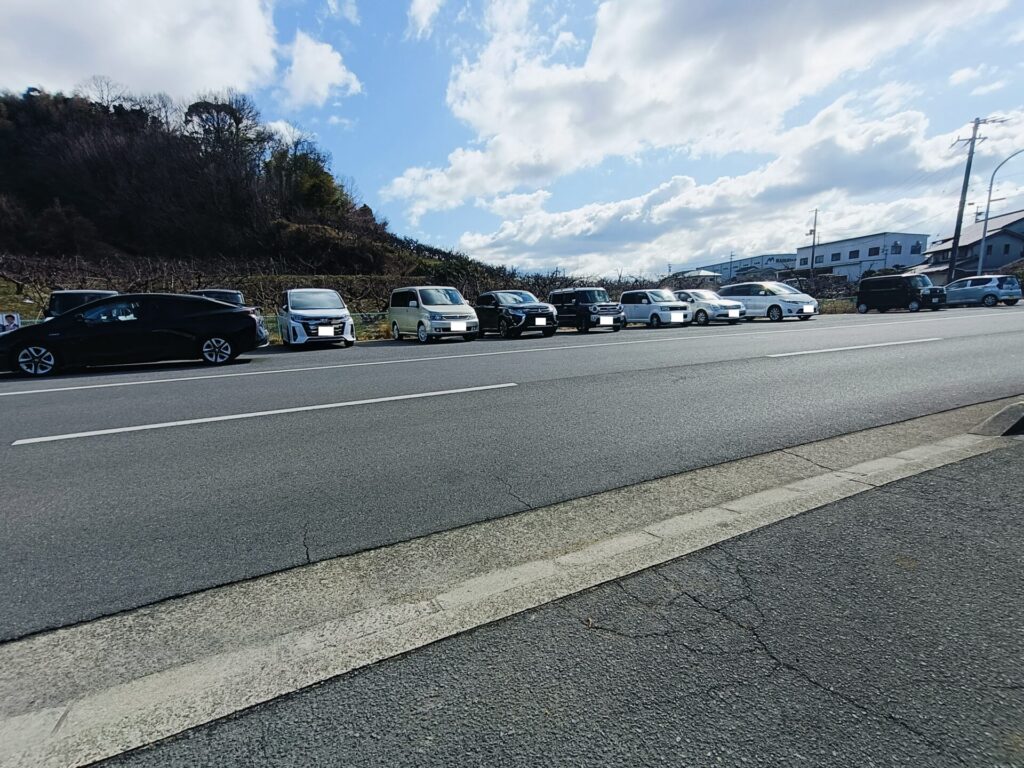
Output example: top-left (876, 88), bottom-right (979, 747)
top-left (0, 0), bottom-right (277, 96)
top-left (266, 119), bottom-right (304, 144)
top-left (866, 82), bottom-right (922, 115)
top-left (384, 0), bottom-right (1007, 222)
top-left (949, 66), bottom-right (983, 85)
top-left (971, 79), bottom-right (1007, 95)
top-left (279, 30), bottom-right (361, 110)
top-left (327, 114), bottom-right (356, 129)
top-left (408, 0), bottom-right (446, 39)
top-left (326, 0), bottom-right (360, 25)
top-left (457, 105), bottom-right (1024, 276)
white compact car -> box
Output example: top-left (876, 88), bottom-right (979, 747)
top-left (389, 286), bottom-right (479, 343)
top-left (278, 288), bottom-right (355, 347)
top-left (718, 281), bottom-right (819, 322)
top-left (673, 289), bottom-right (747, 325)
top-left (620, 289), bottom-right (691, 327)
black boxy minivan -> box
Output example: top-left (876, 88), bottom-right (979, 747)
top-left (856, 275), bottom-right (946, 313)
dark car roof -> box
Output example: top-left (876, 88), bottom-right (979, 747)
top-left (551, 286), bottom-right (606, 292)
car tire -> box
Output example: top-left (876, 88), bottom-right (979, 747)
top-left (767, 305), bottom-right (784, 322)
top-left (578, 321), bottom-right (589, 333)
top-left (417, 323), bottom-right (430, 344)
top-left (200, 336), bottom-right (234, 365)
top-left (694, 309), bottom-right (709, 326)
top-left (745, 316), bottom-right (755, 322)
top-left (1004, 299), bottom-right (1019, 306)
top-left (499, 319), bottom-right (511, 338)
top-left (343, 339), bottom-right (355, 348)
top-left (908, 300), bottom-right (921, 312)
top-left (982, 294), bottom-right (998, 307)
top-left (649, 314), bottom-right (662, 328)
top-left (857, 303), bottom-right (869, 314)
top-left (13, 344), bottom-right (59, 377)
top-left (391, 322), bottom-right (402, 341)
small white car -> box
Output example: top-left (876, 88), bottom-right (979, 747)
top-left (278, 288), bottom-right (355, 347)
top-left (718, 281), bottom-right (819, 322)
top-left (389, 286), bottom-right (479, 343)
top-left (673, 289), bottom-right (747, 325)
top-left (620, 289), bottom-right (691, 327)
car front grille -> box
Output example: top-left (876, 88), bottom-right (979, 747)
top-left (444, 313), bottom-right (471, 320)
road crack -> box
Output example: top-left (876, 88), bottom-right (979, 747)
top-left (301, 521), bottom-right (312, 565)
top-left (498, 476), bottom-right (532, 509)
top-left (781, 448), bottom-right (837, 474)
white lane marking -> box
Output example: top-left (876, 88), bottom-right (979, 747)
top-left (12, 383), bottom-right (517, 445)
top-left (1, 310), bottom-right (1019, 398)
top-left (767, 338), bottom-right (942, 357)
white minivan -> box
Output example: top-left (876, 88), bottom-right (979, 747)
top-left (718, 281), bottom-right (819, 322)
top-left (620, 289), bottom-right (691, 327)
top-left (278, 288), bottom-right (355, 347)
top-left (389, 286), bottom-right (479, 343)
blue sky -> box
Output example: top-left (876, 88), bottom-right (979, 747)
top-left (2, 0), bottom-right (1023, 276)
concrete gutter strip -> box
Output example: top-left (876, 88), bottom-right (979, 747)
top-left (0, 397), bottom-right (1020, 768)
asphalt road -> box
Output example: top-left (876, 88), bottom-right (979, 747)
top-left (101, 442), bottom-right (1024, 768)
top-left (2, 307), bottom-right (1023, 640)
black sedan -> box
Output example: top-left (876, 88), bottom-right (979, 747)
top-left (0, 293), bottom-right (269, 377)
top-left (475, 290), bottom-right (558, 338)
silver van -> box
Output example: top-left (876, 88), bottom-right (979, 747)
top-left (389, 286), bottom-right (479, 343)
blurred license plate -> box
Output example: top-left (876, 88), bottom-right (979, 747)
top-left (599, 316), bottom-right (613, 326)
top-left (450, 321), bottom-right (467, 332)
top-left (803, 305), bottom-right (815, 313)
top-left (535, 317), bottom-right (546, 326)
top-left (670, 312), bottom-right (685, 323)
top-left (728, 309), bottom-right (740, 318)
top-left (317, 326), bottom-right (335, 337)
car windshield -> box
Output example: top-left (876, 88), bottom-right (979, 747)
top-left (290, 290), bottom-right (345, 310)
top-left (687, 290), bottom-right (721, 301)
top-left (648, 290), bottom-right (676, 302)
top-left (767, 283), bottom-right (802, 295)
top-left (908, 276), bottom-right (932, 288)
top-left (419, 288), bottom-right (464, 306)
top-left (577, 289), bottom-right (610, 303)
top-left (495, 291), bottom-right (538, 304)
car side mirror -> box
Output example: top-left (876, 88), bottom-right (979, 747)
top-left (408, 301), bottom-right (418, 308)
top-left (74, 313), bottom-right (85, 323)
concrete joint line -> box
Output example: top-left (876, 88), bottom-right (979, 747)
top-left (0, 414), bottom-right (1017, 768)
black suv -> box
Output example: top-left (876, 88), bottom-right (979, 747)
top-left (475, 290), bottom-right (558, 338)
top-left (856, 274), bottom-right (945, 313)
top-left (548, 287), bottom-right (625, 332)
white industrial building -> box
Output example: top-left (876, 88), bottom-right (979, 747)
top-left (794, 232), bottom-right (928, 281)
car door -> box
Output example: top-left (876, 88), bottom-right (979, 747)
top-left (729, 285), bottom-right (757, 314)
top-left (620, 293), bottom-right (637, 323)
top-left (944, 279), bottom-right (967, 305)
top-left (70, 297), bottom-right (153, 364)
top-left (960, 278), bottom-right (986, 304)
top-left (277, 292), bottom-right (290, 341)
top-left (554, 294), bottom-right (573, 326)
top-left (476, 294), bottom-right (497, 330)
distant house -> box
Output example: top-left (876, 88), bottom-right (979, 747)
top-left (793, 232), bottom-right (929, 282)
top-left (677, 253), bottom-right (797, 283)
top-left (912, 209), bottom-right (1024, 283)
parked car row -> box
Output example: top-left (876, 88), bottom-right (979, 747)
top-left (3, 274), bottom-right (1017, 376)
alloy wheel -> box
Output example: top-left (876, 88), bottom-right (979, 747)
top-left (17, 346), bottom-right (56, 376)
top-left (417, 324), bottom-right (429, 343)
top-left (695, 310), bottom-right (709, 326)
top-left (768, 305), bottom-right (783, 322)
top-left (201, 337), bottom-right (233, 364)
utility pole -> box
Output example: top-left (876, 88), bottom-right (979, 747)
top-left (946, 117), bottom-right (1004, 281)
top-left (729, 251), bottom-right (734, 279)
top-left (807, 208), bottom-right (818, 278)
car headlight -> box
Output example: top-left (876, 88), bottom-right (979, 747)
top-left (507, 308), bottom-right (525, 316)
top-left (429, 312), bottom-right (444, 321)
top-left (289, 313), bottom-right (304, 323)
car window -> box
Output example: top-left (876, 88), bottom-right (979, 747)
top-left (722, 285), bottom-right (748, 297)
top-left (648, 290), bottom-right (676, 302)
top-left (477, 295), bottom-right (495, 307)
top-left (83, 299), bottom-right (143, 324)
top-left (969, 278), bottom-right (993, 287)
top-left (620, 293), bottom-right (636, 305)
top-left (576, 289), bottom-right (610, 303)
top-left (290, 290), bottom-right (345, 310)
top-left (419, 288), bottom-right (463, 306)
top-left (767, 282), bottom-right (801, 295)
top-left (947, 280), bottom-right (966, 290)
top-left (998, 276), bottom-right (1020, 289)
top-left (494, 291), bottom-right (537, 304)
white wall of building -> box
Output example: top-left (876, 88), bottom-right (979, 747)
top-left (795, 232), bottom-right (927, 281)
